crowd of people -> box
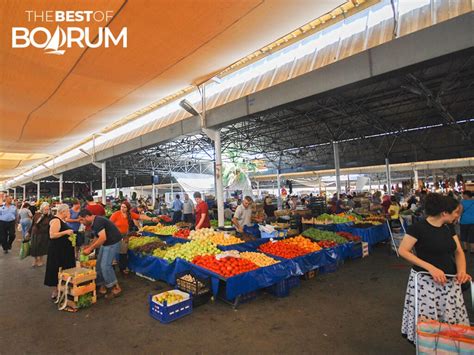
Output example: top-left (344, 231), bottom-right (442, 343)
top-left (0, 190), bottom-right (216, 301)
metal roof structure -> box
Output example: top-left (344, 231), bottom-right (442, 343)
top-left (39, 46), bottom-right (473, 192)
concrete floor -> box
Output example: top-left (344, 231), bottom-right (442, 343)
top-left (1, 236), bottom-right (455, 354)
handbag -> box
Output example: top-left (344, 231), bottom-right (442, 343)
top-left (19, 240), bottom-right (30, 260)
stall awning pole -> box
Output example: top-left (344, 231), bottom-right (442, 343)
top-left (22, 185), bottom-right (26, 201)
top-left (37, 181), bottom-right (40, 200)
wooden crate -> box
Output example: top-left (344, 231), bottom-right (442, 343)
top-left (59, 267), bottom-right (96, 284)
top-left (80, 260), bottom-right (97, 269)
top-left (58, 281), bottom-right (96, 297)
top-left (65, 291), bottom-right (97, 310)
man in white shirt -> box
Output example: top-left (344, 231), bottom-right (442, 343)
top-left (232, 196), bottom-right (254, 234)
top-left (182, 194), bottom-right (194, 223)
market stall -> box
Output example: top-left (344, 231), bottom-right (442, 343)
top-left (126, 224), bottom-right (366, 308)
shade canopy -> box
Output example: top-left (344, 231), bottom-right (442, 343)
top-left (0, 0), bottom-right (346, 181)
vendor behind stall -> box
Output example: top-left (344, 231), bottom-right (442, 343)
top-left (232, 196), bottom-right (254, 234)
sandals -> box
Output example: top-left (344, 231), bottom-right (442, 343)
top-left (105, 289), bottom-right (122, 300)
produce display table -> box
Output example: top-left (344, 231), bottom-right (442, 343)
top-left (128, 252), bottom-right (191, 284)
top-left (338, 224), bottom-right (390, 246)
top-left (217, 238), bottom-right (283, 252)
top-left (305, 222), bottom-right (354, 233)
top-left (140, 232), bottom-right (189, 246)
top-left (183, 258), bottom-right (303, 308)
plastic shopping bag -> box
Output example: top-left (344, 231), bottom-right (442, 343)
top-left (19, 240), bottom-right (30, 260)
top-left (417, 319), bottom-right (474, 354)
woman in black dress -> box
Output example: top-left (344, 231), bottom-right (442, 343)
top-left (30, 202), bottom-right (52, 267)
top-left (44, 204), bottom-right (76, 299)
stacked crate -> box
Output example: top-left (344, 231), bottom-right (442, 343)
top-left (57, 265), bottom-right (97, 310)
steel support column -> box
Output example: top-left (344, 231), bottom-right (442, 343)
top-left (59, 174), bottom-right (63, 203)
top-left (385, 158), bottom-right (392, 195)
top-left (333, 141), bottom-right (341, 196)
top-left (101, 162), bottom-right (106, 204)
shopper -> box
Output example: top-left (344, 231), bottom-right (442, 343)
top-left (85, 195), bottom-right (106, 216)
top-left (194, 192), bottom-right (210, 230)
top-left (346, 195), bottom-right (355, 209)
top-left (79, 210), bottom-right (123, 299)
top-left (30, 202), bottom-right (52, 267)
top-left (66, 199), bottom-right (83, 250)
top-left (110, 201), bottom-right (157, 275)
top-left (381, 194), bottom-right (391, 214)
top-left (460, 191), bottom-right (474, 253)
top-left (18, 202), bottom-right (33, 241)
top-left (182, 194), bottom-right (194, 223)
top-left (44, 204), bottom-right (76, 299)
top-left (28, 201), bottom-right (37, 216)
top-left (399, 193), bottom-right (470, 344)
top-left (0, 195), bottom-right (18, 254)
top-left (388, 196), bottom-right (401, 229)
top-left (172, 194), bottom-right (183, 224)
top-left (263, 195), bottom-right (276, 222)
top-left (232, 196), bottom-right (254, 234)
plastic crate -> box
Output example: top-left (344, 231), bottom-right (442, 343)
top-left (267, 279), bottom-right (290, 297)
top-left (175, 272), bottom-right (212, 308)
top-left (351, 242), bottom-right (363, 259)
top-left (149, 290), bottom-right (192, 324)
top-left (261, 230), bottom-right (278, 239)
top-left (286, 276), bottom-right (301, 289)
top-left (228, 291), bottom-right (257, 304)
top-left (320, 263), bottom-right (338, 274)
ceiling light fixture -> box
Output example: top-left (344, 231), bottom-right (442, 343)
top-left (179, 99), bottom-right (200, 116)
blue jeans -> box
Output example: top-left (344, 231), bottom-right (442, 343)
top-left (97, 242), bottom-right (120, 288)
top-left (20, 219), bottom-right (32, 240)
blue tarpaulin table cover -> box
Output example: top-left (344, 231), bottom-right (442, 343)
top-left (129, 235), bottom-right (359, 300)
top-left (128, 251), bottom-right (192, 284)
top-left (338, 224), bottom-right (390, 246)
top-left (183, 258), bottom-right (303, 301)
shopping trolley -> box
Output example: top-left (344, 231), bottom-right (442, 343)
top-left (388, 217), bottom-right (406, 257)
top-left (414, 271), bottom-right (474, 354)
